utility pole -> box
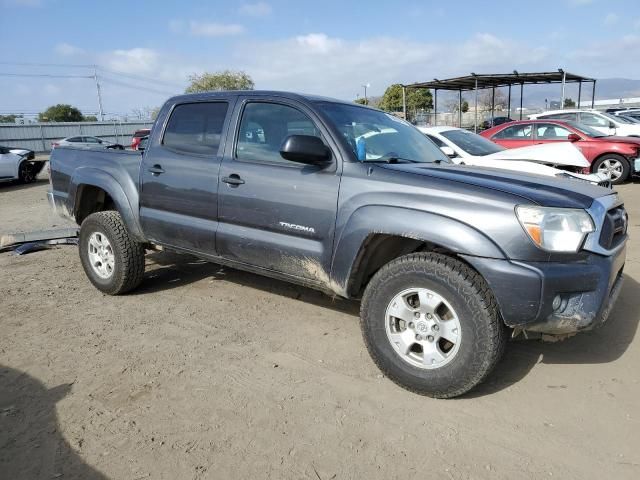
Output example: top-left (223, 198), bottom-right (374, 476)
top-left (362, 83), bottom-right (370, 105)
top-left (93, 65), bottom-right (105, 121)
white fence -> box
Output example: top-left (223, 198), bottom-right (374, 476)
top-left (0, 121), bottom-right (154, 152)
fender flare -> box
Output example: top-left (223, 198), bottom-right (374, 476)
top-left (331, 205), bottom-right (507, 294)
top-left (69, 167), bottom-right (145, 241)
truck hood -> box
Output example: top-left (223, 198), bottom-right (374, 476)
top-left (381, 162), bottom-right (612, 209)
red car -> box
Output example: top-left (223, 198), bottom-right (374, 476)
top-left (131, 128), bottom-right (151, 150)
top-left (481, 119), bottom-right (640, 184)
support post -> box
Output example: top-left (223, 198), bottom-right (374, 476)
top-left (433, 89), bottom-right (438, 126)
top-left (474, 78), bottom-right (479, 133)
top-left (402, 86), bottom-right (407, 120)
top-left (491, 87), bottom-right (495, 126)
top-left (560, 70), bottom-right (566, 110)
top-left (39, 124), bottom-right (46, 152)
top-left (577, 81), bottom-right (582, 109)
top-left (507, 84), bottom-right (512, 120)
top-left (591, 80), bottom-right (596, 109)
top-left (519, 83), bottom-right (524, 120)
top-left (458, 90), bottom-right (462, 128)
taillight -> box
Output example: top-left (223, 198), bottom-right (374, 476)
top-left (51, 142), bottom-right (59, 149)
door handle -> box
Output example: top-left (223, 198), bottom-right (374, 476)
top-left (222, 174), bottom-right (245, 186)
top-left (148, 164), bottom-right (165, 175)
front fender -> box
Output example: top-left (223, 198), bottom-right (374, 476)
top-left (70, 167), bottom-right (145, 241)
top-left (330, 205), bottom-right (507, 293)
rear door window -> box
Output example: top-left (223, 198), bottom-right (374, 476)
top-left (163, 102), bottom-right (229, 155)
top-left (579, 112), bottom-right (609, 128)
top-left (535, 124), bottom-right (572, 140)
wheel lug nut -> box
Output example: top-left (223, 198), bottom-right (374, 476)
top-left (432, 325), bottom-right (439, 332)
top-left (408, 322), bottom-right (414, 329)
top-left (426, 313), bottom-right (433, 319)
top-left (427, 335), bottom-right (434, 342)
top-left (414, 312), bottom-right (420, 318)
top-left (415, 334), bottom-right (422, 341)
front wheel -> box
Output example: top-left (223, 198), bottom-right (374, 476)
top-left (360, 253), bottom-right (506, 398)
top-left (18, 161), bottom-right (37, 183)
top-left (593, 154), bottom-right (630, 185)
top-left (79, 211), bottom-right (145, 295)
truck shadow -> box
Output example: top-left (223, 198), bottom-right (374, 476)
top-left (136, 251), bottom-right (638, 396)
top-left (137, 251), bottom-right (360, 316)
top-left (468, 273), bottom-right (640, 397)
top-left (0, 177), bottom-right (49, 192)
top-left (0, 365), bottom-right (108, 479)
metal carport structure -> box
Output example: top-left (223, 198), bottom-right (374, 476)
top-left (401, 70), bottom-right (596, 132)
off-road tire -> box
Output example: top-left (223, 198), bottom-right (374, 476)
top-left (360, 252), bottom-right (507, 398)
top-left (592, 154), bottom-right (630, 185)
top-left (79, 211), bottom-right (145, 295)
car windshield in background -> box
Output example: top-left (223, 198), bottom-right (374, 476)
top-left (317, 102), bottom-right (449, 163)
top-left (563, 121), bottom-right (606, 137)
top-left (603, 112), bottom-right (633, 124)
top-left (440, 129), bottom-right (504, 156)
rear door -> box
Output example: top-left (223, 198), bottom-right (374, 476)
top-left (533, 123), bottom-right (573, 144)
top-left (491, 123), bottom-right (534, 148)
top-left (216, 96), bottom-right (341, 281)
top-left (139, 99), bottom-right (235, 254)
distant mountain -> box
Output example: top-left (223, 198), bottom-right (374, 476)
top-left (521, 78), bottom-right (640, 108)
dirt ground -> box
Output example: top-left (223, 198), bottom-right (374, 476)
top-left (1, 171), bottom-right (639, 480)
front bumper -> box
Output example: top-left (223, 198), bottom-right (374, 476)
top-left (462, 242), bottom-right (626, 335)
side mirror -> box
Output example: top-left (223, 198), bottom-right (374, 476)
top-left (440, 146), bottom-right (457, 158)
top-left (567, 133), bottom-right (581, 142)
top-left (280, 135), bottom-right (331, 165)
top-left (609, 121), bottom-right (616, 129)
top-left (138, 136), bottom-right (149, 152)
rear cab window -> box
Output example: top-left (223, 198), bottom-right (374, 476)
top-left (163, 102), bottom-right (229, 155)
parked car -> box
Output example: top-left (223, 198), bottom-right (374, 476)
top-left (612, 109), bottom-right (640, 123)
top-left (0, 145), bottom-right (46, 183)
top-left (480, 116), bottom-right (513, 130)
top-left (49, 91), bottom-right (627, 398)
top-left (131, 128), bottom-right (151, 150)
top-left (419, 126), bottom-right (610, 186)
top-left (52, 136), bottom-right (125, 150)
top-left (481, 119), bottom-right (640, 184)
top-left (528, 109), bottom-right (640, 137)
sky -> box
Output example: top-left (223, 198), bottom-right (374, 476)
top-left (1, 0), bottom-right (639, 119)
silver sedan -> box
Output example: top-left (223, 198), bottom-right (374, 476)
top-left (52, 136), bottom-right (125, 150)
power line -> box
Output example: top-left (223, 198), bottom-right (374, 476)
top-left (0, 73), bottom-right (93, 78)
top-left (98, 67), bottom-right (183, 89)
top-left (0, 61), bottom-right (95, 68)
top-left (99, 76), bottom-right (177, 96)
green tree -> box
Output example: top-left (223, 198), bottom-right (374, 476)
top-left (185, 70), bottom-right (254, 93)
top-left (564, 97), bottom-right (576, 108)
top-left (354, 97), bottom-right (368, 105)
top-left (379, 84), bottom-right (433, 120)
top-left (461, 100), bottom-right (469, 113)
top-left (38, 104), bottom-right (84, 122)
top-left (83, 115), bottom-right (98, 122)
top-left (0, 114), bottom-right (18, 123)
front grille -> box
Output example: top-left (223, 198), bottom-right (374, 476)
top-left (599, 206), bottom-right (627, 250)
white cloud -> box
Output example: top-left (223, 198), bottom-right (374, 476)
top-left (567, 34), bottom-right (640, 77)
top-left (102, 48), bottom-right (160, 74)
top-left (239, 2), bottom-right (272, 16)
top-left (189, 21), bottom-right (245, 37)
top-left (604, 13), bottom-right (618, 26)
top-left (55, 42), bottom-right (84, 56)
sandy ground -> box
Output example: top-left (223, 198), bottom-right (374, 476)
top-left (1, 172), bottom-right (639, 479)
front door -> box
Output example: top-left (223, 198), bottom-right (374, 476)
top-left (216, 98), bottom-right (341, 281)
top-left (492, 123), bottom-right (534, 149)
top-left (139, 99), bottom-right (234, 254)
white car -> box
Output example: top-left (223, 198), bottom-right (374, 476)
top-left (528, 109), bottom-right (640, 137)
top-left (0, 145), bottom-right (46, 183)
top-left (417, 126), bottom-right (610, 187)
top-left (52, 136), bottom-right (125, 150)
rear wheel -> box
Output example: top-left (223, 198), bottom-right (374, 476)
top-left (79, 211), bottom-right (145, 295)
top-left (360, 253), bottom-right (506, 398)
top-left (593, 154), bottom-right (630, 185)
top-left (18, 161), bottom-right (37, 183)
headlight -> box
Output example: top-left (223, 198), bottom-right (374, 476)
top-left (515, 205), bottom-right (595, 252)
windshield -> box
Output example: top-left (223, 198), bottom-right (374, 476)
top-left (602, 112), bottom-right (631, 124)
top-left (316, 102), bottom-right (449, 163)
top-left (439, 129), bottom-right (504, 156)
top-left (563, 121), bottom-right (606, 137)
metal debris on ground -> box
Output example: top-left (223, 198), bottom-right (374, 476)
top-left (0, 228), bottom-right (79, 254)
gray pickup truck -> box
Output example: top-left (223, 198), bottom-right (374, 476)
top-left (49, 91), bottom-right (628, 398)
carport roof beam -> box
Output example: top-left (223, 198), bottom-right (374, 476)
top-left (402, 71), bottom-right (595, 92)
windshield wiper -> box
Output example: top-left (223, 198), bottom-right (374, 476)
top-left (363, 155), bottom-right (418, 164)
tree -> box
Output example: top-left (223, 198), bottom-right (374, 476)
top-left (354, 97), bottom-right (368, 105)
top-left (38, 104), bottom-right (84, 122)
top-left (0, 114), bottom-right (18, 123)
top-left (378, 84), bottom-right (433, 120)
top-left (185, 70), bottom-right (254, 93)
top-left (461, 100), bottom-right (469, 113)
top-left (83, 115), bottom-right (98, 122)
top-left (477, 89), bottom-right (507, 113)
top-left (564, 97), bottom-right (576, 108)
